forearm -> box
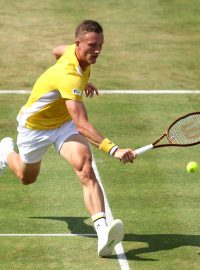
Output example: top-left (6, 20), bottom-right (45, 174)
top-left (66, 99), bottom-right (122, 157)
top-left (77, 121), bottom-right (104, 147)
top-left (77, 122), bottom-right (119, 156)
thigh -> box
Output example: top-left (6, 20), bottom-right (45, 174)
top-left (17, 125), bottom-right (52, 163)
top-left (54, 121), bottom-right (79, 154)
top-left (60, 134), bottom-right (92, 172)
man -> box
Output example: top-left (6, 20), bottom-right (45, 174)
top-left (0, 20), bottom-right (136, 257)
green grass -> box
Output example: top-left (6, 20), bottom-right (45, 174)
top-left (1, 94), bottom-right (200, 269)
top-left (0, 238), bottom-right (122, 270)
top-left (89, 94), bottom-right (200, 270)
top-left (1, 0), bottom-right (200, 269)
top-left (0, 0), bottom-right (200, 89)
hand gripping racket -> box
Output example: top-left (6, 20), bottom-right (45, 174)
top-left (135, 112), bottom-right (200, 155)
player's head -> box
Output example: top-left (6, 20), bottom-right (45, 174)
top-left (75, 20), bottom-right (103, 38)
top-left (75, 20), bottom-right (104, 70)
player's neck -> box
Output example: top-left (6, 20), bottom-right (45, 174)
top-left (75, 51), bottom-right (89, 71)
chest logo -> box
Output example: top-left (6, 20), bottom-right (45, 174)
top-left (72, 89), bottom-right (82, 96)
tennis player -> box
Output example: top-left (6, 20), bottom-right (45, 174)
top-left (0, 20), bottom-right (136, 257)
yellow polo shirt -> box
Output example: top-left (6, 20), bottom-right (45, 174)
top-left (17, 44), bottom-right (90, 130)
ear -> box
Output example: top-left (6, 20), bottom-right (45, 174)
top-left (75, 39), bottom-right (80, 46)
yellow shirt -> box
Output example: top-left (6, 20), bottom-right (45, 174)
top-left (17, 44), bottom-right (90, 130)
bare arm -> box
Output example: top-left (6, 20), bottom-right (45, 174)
top-left (66, 100), bottom-right (136, 163)
top-left (53, 45), bottom-right (67, 60)
top-left (66, 99), bottom-right (104, 146)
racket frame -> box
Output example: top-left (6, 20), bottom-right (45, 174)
top-left (135, 112), bottom-right (200, 155)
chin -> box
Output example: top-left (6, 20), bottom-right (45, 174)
top-left (90, 59), bottom-right (97, 64)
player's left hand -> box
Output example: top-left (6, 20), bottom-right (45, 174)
top-left (84, 83), bottom-right (99, 98)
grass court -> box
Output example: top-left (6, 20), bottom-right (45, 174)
top-left (0, 0), bottom-right (200, 269)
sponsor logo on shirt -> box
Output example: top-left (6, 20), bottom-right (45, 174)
top-left (72, 89), bottom-right (82, 96)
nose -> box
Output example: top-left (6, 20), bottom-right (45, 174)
top-left (95, 48), bottom-right (101, 54)
top-left (95, 45), bottom-right (102, 54)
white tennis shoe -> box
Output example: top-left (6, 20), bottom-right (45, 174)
top-left (0, 137), bottom-right (14, 176)
top-left (98, 219), bottom-right (124, 257)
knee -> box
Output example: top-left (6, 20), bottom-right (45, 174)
top-left (20, 175), bottom-right (38, 185)
top-left (18, 165), bottom-right (40, 185)
top-left (79, 164), bottom-right (96, 185)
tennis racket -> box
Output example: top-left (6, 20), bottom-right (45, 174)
top-left (135, 112), bottom-right (200, 155)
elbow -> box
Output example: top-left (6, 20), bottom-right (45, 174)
top-left (76, 122), bottom-right (88, 135)
top-left (77, 125), bottom-right (85, 135)
top-left (53, 49), bottom-right (59, 60)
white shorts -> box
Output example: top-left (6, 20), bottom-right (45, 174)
top-left (17, 121), bottom-right (79, 163)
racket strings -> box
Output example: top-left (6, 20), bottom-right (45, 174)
top-left (168, 113), bottom-right (200, 145)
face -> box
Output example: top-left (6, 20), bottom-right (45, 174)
top-left (75, 31), bottom-right (104, 70)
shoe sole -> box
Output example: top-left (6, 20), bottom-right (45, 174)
top-left (0, 137), bottom-right (14, 176)
top-left (98, 219), bottom-right (124, 257)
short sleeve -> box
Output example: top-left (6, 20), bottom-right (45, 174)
top-left (57, 74), bottom-right (84, 101)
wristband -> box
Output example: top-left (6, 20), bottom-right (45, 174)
top-left (109, 145), bottom-right (119, 156)
top-left (99, 138), bottom-right (118, 156)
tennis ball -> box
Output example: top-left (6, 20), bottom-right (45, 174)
top-left (186, 161), bottom-right (198, 173)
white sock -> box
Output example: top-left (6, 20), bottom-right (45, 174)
top-left (92, 212), bottom-right (107, 239)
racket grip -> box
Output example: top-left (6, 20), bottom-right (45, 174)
top-left (135, 144), bottom-right (153, 155)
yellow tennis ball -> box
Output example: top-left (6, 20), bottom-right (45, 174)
top-left (186, 161), bottom-right (198, 173)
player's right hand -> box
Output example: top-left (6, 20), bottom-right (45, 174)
top-left (113, 148), bottom-right (136, 163)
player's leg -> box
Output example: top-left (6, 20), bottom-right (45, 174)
top-left (59, 134), bottom-right (124, 256)
top-left (0, 137), bottom-right (41, 184)
top-left (0, 125), bottom-right (52, 184)
top-left (60, 134), bottom-right (105, 215)
top-left (7, 151), bottom-right (41, 185)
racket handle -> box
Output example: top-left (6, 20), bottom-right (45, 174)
top-left (135, 144), bottom-right (153, 155)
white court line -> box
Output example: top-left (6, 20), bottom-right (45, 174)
top-left (92, 159), bottom-right (131, 270)
top-left (0, 90), bottom-right (31, 94)
top-left (0, 233), bottom-right (96, 237)
top-left (0, 89), bottom-right (200, 94)
top-left (99, 89), bottom-right (200, 94)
